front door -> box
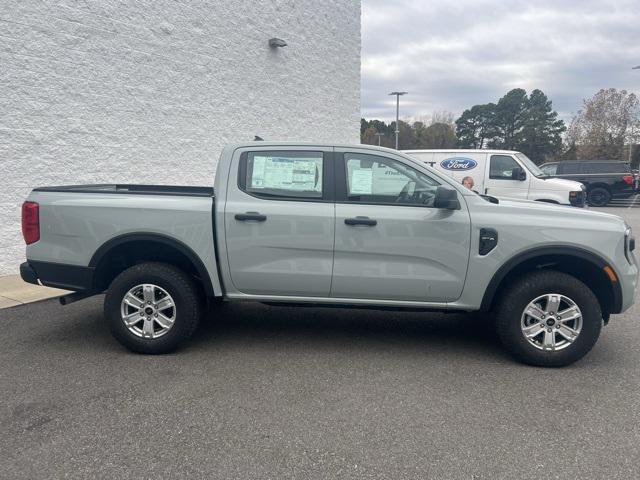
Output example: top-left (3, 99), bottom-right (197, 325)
top-left (331, 151), bottom-right (471, 303)
top-left (483, 154), bottom-right (530, 199)
top-left (224, 148), bottom-right (335, 297)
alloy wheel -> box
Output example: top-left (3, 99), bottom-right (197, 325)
top-left (120, 284), bottom-right (176, 339)
top-left (520, 293), bottom-right (583, 351)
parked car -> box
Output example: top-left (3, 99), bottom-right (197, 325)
top-left (403, 149), bottom-right (586, 207)
top-left (539, 160), bottom-right (637, 207)
top-left (20, 143), bottom-right (637, 367)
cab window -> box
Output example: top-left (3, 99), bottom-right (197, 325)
top-left (240, 151), bottom-right (324, 199)
top-left (489, 155), bottom-right (520, 180)
top-left (558, 163), bottom-right (581, 174)
top-left (342, 153), bottom-right (440, 207)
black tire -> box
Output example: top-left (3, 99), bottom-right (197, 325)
top-left (495, 270), bottom-right (602, 367)
top-left (104, 262), bottom-right (201, 354)
top-left (587, 187), bottom-right (611, 207)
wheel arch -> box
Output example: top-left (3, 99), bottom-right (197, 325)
top-left (587, 183), bottom-right (612, 192)
top-left (89, 233), bottom-right (216, 297)
top-left (480, 246), bottom-right (622, 316)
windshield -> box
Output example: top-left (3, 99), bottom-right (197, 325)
top-left (516, 153), bottom-right (546, 177)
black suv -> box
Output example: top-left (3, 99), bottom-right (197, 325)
top-left (539, 160), bottom-right (637, 206)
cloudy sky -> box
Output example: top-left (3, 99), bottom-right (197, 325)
top-left (361, 0), bottom-right (640, 123)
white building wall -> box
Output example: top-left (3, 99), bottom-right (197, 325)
top-left (0, 0), bottom-right (361, 275)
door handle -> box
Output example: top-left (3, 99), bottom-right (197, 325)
top-left (345, 216), bottom-right (377, 226)
top-left (235, 212), bottom-right (267, 222)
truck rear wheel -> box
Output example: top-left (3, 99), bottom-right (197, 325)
top-left (104, 262), bottom-right (201, 354)
top-left (495, 270), bottom-right (602, 367)
top-left (587, 187), bottom-right (611, 207)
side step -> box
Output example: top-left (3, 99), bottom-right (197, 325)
top-left (59, 291), bottom-right (98, 306)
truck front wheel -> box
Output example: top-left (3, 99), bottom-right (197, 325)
top-left (495, 270), bottom-right (602, 367)
top-left (104, 262), bottom-right (202, 354)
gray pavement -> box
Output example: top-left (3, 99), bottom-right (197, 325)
top-left (1, 207), bottom-right (639, 479)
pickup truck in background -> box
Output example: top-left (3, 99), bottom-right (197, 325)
top-left (20, 143), bottom-right (638, 367)
top-left (539, 160), bottom-right (637, 207)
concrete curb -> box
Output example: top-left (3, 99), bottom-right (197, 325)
top-left (0, 275), bottom-right (69, 309)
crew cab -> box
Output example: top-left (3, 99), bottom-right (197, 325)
top-left (20, 143), bottom-right (637, 367)
top-left (403, 149), bottom-right (586, 207)
top-left (539, 160), bottom-right (637, 207)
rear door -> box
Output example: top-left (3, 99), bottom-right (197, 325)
top-left (483, 154), bottom-right (530, 199)
top-left (224, 148), bottom-right (335, 297)
top-left (331, 150), bottom-right (471, 303)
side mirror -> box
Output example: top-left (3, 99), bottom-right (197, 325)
top-left (512, 166), bottom-right (526, 181)
top-left (434, 186), bottom-right (460, 210)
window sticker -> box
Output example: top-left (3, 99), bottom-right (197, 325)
top-left (350, 169), bottom-right (373, 194)
top-left (250, 156), bottom-right (321, 192)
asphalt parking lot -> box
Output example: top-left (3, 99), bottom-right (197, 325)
top-left (1, 207), bottom-right (639, 479)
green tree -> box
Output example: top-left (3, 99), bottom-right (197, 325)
top-left (396, 120), bottom-right (414, 149)
top-left (360, 118), bottom-right (369, 137)
top-left (490, 88), bottom-right (529, 150)
top-left (519, 89), bottom-right (566, 162)
top-left (455, 104), bottom-right (496, 148)
top-left (455, 89), bottom-right (565, 163)
top-left (421, 122), bottom-right (457, 148)
top-left (361, 126), bottom-right (378, 145)
top-left (412, 121), bottom-right (428, 147)
top-left (360, 118), bottom-right (395, 148)
top-left (360, 111), bottom-right (460, 150)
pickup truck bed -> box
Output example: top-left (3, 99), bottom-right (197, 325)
top-left (22, 184), bottom-right (220, 296)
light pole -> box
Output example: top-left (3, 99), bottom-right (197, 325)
top-left (389, 91), bottom-right (407, 149)
top-left (374, 132), bottom-right (384, 146)
top-left (631, 67), bottom-right (639, 163)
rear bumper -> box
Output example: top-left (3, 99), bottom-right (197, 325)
top-left (20, 262), bottom-right (39, 285)
top-left (20, 261), bottom-right (95, 291)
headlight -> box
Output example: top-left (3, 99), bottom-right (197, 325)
top-left (569, 189), bottom-right (586, 207)
top-left (625, 225), bottom-right (636, 264)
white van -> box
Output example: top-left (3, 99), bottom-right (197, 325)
top-left (403, 149), bottom-right (586, 207)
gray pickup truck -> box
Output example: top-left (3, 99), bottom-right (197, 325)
top-left (20, 143), bottom-right (637, 366)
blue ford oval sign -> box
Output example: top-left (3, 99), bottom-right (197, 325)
top-left (440, 157), bottom-right (477, 171)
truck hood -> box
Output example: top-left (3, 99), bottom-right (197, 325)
top-left (494, 196), bottom-right (624, 223)
top-left (536, 177), bottom-right (583, 191)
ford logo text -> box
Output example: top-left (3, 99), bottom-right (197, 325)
top-left (440, 157), bottom-right (477, 171)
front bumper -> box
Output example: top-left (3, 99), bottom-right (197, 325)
top-left (618, 259), bottom-right (638, 314)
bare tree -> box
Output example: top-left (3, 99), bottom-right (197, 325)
top-left (430, 111), bottom-right (455, 127)
top-left (567, 88), bottom-right (640, 160)
top-left (407, 111), bottom-right (456, 128)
